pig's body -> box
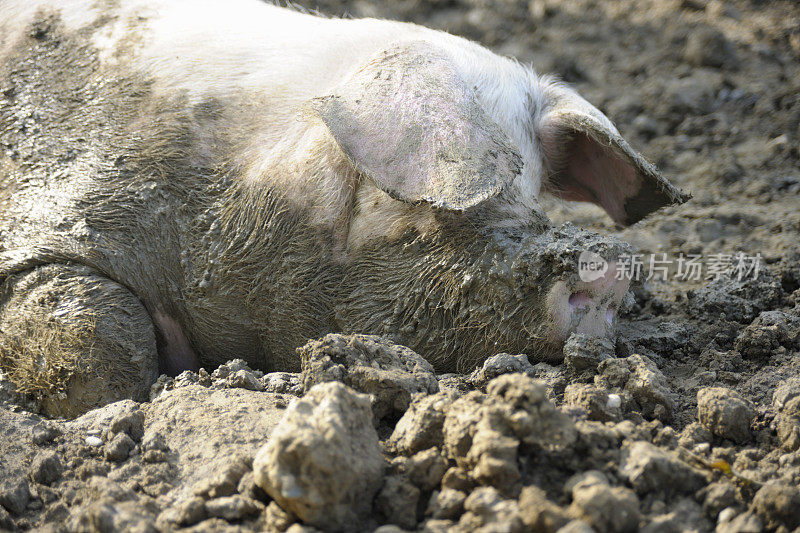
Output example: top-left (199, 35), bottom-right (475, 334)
top-left (0, 0), bottom-right (685, 416)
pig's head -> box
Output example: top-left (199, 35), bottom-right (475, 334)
top-left (308, 41), bottom-right (687, 372)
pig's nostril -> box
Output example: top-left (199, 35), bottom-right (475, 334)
top-left (568, 292), bottom-right (592, 310)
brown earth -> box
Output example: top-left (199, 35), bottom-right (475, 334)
top-left (0, 0), bottom-right (799, 532)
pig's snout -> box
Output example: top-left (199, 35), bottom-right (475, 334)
top-left (546, 260), bottom-right (629, 341)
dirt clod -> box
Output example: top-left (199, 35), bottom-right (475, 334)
top-left (683, 26), bottom-right (738, 68)
top-left (299, 334), bottom-right (438, 422)
top-left (205, 495), bottom-right (264, 522)
top-left (563, 333), bottom-right (615, 380)
top-left (252, 382), bottom-right (383, 531)
top-left (390, 391), bottom-right (459, 456)
top-left (427, 488), bottom-right (467, 521)
top-left (375, 475), bottom-right (420, 530)
top-left (697, 387), bottom-right (756, 443)
top-left (751, 482), bottom-right (800, 530)
top-left (28, 451), bottom-right (63, 486)
top-left (620, 441), bottom-right (707, 497)
top-left (568, 479), bottom-right (641, 533)
top-left (0, 479), bottom-right (30, 516)
top-left (468, 353), bottom-right (536, 388)
top-left (104, 433), bottom-right (135, 462)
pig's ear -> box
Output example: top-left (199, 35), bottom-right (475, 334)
top-left (310, 42), bottom-right (522, 211)
top-left (539, 89), bottom-right (689, 226)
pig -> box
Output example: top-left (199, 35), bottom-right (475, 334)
top-left (0, 0), bottom-right (687, 416)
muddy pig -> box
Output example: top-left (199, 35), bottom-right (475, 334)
top-left (0, 0), bottom-right (686, 416)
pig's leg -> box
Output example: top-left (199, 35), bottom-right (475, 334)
top-left (0, 264), bottom-right (159, 418)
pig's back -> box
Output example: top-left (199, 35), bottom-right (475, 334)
top-left (1, 0), bottom-right (533, 170)
top-left (2, 0), bottom-right (519, 114)
top-left (2, 0), bottom-right (443, 102)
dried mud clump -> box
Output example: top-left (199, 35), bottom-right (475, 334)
top-left (2, 332), bottom-right (800, 531)
top-left (299, 333), bottom-right (438, 422)
top-left (253, 382), bottom-right (384, 531)
top-left (697, 386), bottom-right (756, 443)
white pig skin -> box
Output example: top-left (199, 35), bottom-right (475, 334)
top-left (1, 0), bottom-right (656, 245)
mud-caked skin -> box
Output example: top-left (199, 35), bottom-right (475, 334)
top-left (0, 0), bottom-right (686, 415)
top-left (0, 264), bottom-right (158, 418)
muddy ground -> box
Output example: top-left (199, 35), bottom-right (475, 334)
top-left (1, 0), bottom-right (799, 531)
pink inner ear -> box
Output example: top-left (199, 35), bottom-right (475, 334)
top-left (552, 133), bottom-right (642, 224)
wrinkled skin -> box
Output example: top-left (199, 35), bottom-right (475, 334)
top-left (0, 3), bottom-right (683, 416)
